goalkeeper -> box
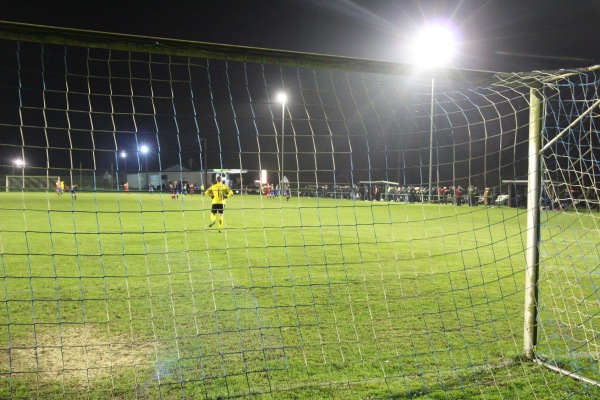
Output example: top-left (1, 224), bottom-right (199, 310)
top-left (205, 175), bottom-right (233, 232)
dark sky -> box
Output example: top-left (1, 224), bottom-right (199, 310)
top-left (3, 0), bottom-right (600, 73)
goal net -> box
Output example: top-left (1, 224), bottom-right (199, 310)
top-left (535, 72), bottom-right (600, 384)
top-left (0, 22), bottom-right (599, 398)
top-left (5, 175), bottom-right (54, 192)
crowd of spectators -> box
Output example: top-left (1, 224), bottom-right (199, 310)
top-left (292, 184), bottom-right (499, 206)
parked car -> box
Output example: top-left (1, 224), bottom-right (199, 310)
top-left (495, 194), bottom-right (509, 206)
top-left (230, 183), bottom-right (261, 194)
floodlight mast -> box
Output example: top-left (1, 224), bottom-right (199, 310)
top-left (277, 92), bottom-right (287, 197)
top-left (120, 151), bottom-right (127, 184)
top-left (12, 158), bottom-right (25, 190)
top-left (410, 22), bottom-right (459, 202)
top-left (140, 145), bottom-right (149, 189)
top-left (429, 79), bottom-right (435, 202)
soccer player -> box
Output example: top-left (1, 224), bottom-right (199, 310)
top-left (70, 184), bottom-right (78, 200)
top-left (205, 175), bottom-right (233, 233)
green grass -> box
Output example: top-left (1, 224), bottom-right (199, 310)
top-left (0, 192), bottom-right (599, 399)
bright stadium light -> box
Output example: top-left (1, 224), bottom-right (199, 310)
top-left (276, 92), bottom-right (287, 104)
top-left (12, 158), bottom-right (25, 175)
top-left (410, 22), bottom-right (459, 67)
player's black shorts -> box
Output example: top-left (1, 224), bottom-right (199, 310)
top-left (211, 203), bottom-right (225, 214)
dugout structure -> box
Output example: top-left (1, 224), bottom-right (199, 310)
top-left (500, 179), bottom-right (529, 207)
top-left (1, 21), bottom-right (600, 399)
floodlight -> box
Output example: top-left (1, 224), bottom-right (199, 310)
top-left (410, 22), bottom-right (459, 67)
top-left (276, 92), bottom-right (287, 103)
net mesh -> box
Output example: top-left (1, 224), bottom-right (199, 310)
top-left (535, 71), bottom-right (600, 384)
top-left (0, 28), bottom-right (599, 398)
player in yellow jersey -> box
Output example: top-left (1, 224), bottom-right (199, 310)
top-left (204, 175), bottom-right (233, 233)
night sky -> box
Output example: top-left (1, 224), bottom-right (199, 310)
top-left (3, 0), bottom-right (600, 72)
top-left (1, 1), bottom-right (599, 188)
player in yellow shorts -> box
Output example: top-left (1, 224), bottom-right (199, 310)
top-left (204, 175), bottom-right (233, 233)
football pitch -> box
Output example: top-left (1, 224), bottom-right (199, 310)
top-left (0, 192), bottom-right (596, 399)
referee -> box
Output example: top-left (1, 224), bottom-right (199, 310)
top-left (204, 175), bottom-right (233, 233)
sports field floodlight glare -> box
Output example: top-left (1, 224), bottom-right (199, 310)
top-left (410, 22), bottom-right (459, 67)
top-left (14, 158), bottom-right (25, 167)
top-left (120, 150), bottom-right (127, 158)
top-left (140, 145), bottom-right (149, 154)
top-left (276, 92), bottom-right (287, 104)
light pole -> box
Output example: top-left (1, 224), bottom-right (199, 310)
top-left (140, 145), bottom-right (149, 189)
top-left (429, 77), bottom-right (435, 202)
top-left (13, 158), bottom-right (25, 190)
top-left (410, 22), bottom-right (458, 202)
top-left (276, 92), bottom-right (287, 196)
top-left (120, 151), bottom-right (127, 185)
